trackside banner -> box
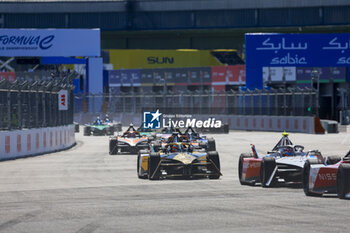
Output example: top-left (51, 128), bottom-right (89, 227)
top-left (245, 33), bottom-right (350, 89)
top-left (0, 29), bottom-right (100, 57)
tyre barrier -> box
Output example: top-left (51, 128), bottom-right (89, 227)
top-left (0, 124), bottom-right (76, 161)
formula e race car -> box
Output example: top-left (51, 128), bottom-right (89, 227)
top-left (109, 124), bottom-right (149, 154)
top-left (83, 122), bottom-right (115, 136)
top-left (150, 126), bottom-right (183, 142)
top-left (151, 127), bottom-right (216, 152)
top-left (238, 132), bottom-right (324, 187)
top-left (181, 127), bottom-right (216, 151)
top-left (303, 151), bottom-right (350, 199)
top-left (137, 142), bottom-right (222, 180)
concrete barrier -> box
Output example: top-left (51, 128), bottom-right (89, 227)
top-left (192, 115), bottom-right (324, 134)
top-left (320, 120), bottom-right (338, 133)
top-left (0, 125), bottom-right (76, 161)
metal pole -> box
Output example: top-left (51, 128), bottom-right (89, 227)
top-left (316, 73), bottom-right (320, 117)
top-left (35, 89), bottom-right (39, 128)
top-left (7, 89), bottom-right (11, 130)
top-left (42, 90), bottom-right (46, 127)
top-left (18, 88), bottom-right (22, 129)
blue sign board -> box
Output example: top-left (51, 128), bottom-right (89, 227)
top-left (0, 29), bottom-right (100, 57)
top-left (245, 33), bottom-right (350, 89)
top-left (108, 69), bottom-right (141, 87)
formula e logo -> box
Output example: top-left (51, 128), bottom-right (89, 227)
top-left (143, 109), bottom-right (162, 129)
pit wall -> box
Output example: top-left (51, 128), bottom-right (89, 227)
top-left (0, 125), bottom-right (76, 161)
top-left (75, 113), bottom-right (324, 134)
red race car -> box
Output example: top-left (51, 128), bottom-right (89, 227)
top-left (303, 151), bottom-right (350, 199)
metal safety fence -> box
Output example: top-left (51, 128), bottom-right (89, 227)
top-left (75, 87), bottom-right (318, 117)
top-left (0, 75), bottom-right (75, 130)
top-left (338, 88), bottom-right (350, 125)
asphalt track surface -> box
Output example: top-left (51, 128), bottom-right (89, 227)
top-left (1, 129), bottom-right (350, 233)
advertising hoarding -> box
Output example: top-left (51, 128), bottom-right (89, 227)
top-left (0, 29), bottom-right (100, 57)
top-left (245, 33), bottom-right (350, 89)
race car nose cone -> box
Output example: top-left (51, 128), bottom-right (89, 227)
top-left (173, 153), bottom-right (196, 165)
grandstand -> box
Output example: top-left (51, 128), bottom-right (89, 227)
top-left (1, 0), bottom-right (350, 120)
top-left (0, 0), bottom-right (350, 51)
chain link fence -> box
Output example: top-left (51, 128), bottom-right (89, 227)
top-left (0, 74), bottom-right (75, 130)
top-left (75, 87), bottom-right (318, 117)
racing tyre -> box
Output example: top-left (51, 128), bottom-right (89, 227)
top-left (207, 138), bottom-right (216, 151)
top-left (337, 163), bottom-right (350, 199)
top-left (148, 152), bottom-right (161, 180)
top-left (326, 155), bottom-right (342, 165)
top-left (109, 139), bottom-right (118, 155)
top-left (238, 153), bottom-right (255, 185)
top-left (207, 151), bottom-right (221, 179)
top-left (137, 150), bottom-right (148, 179)
top-left (303, 159), bottom-right (323, 197)
top-left (83, 126), bottom-right (91, 136)
top-left (260, 157), bottom-right (276, 187)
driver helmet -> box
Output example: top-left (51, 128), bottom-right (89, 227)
top-left (96, 116), bottom-right (102, 125)
top-left (105, 114), bottom-right (110, 122)
top-left (282, 147), bottom-right (293, 156)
